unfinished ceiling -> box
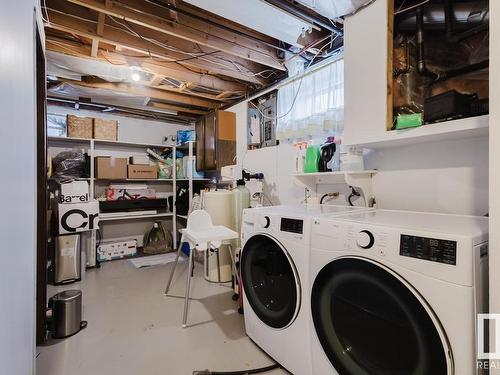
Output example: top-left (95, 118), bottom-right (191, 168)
top-left (42, 0), bottom-right (348, 123)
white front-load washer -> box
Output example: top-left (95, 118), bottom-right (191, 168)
top-left (240, 204), bottom-right (370, 375)
top-left (309, 209), bottom-right (489, 375)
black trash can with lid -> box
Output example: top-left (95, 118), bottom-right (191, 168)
top-left (49, 290), bottom-right (87, 338)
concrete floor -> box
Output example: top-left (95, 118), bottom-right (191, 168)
top-left (37, 258), bottom-right (288, 375)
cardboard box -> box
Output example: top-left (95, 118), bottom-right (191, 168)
top-left (96, 157), bottom-right (128, 179)
top-left (128, 165), bottom-right (157, 179)
top-left (67, 115), bottom-right (93, 139)
top-left (94, 118), bottom-right (118, 141)
top-left (106, 188), bottom-right (156, 201)
top-left (58, 201), bottom-right (99, 235)
top-left (59, 181), bottom-right (90, 204)
top-left (129, 155), bottom-right (150, 165)
top-left (98, 240), bottom-right (137, 262)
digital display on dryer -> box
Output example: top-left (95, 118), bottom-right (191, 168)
top-left (280, 218), bottom-right (303, 234)
top-left (400, 235), bottom-right (457, 265)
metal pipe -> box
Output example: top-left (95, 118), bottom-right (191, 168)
top-left (444, 0), bottom-right (454, 37)
top-left (416, 7), bottom-right (439, 81)
top-left (263, 0), bottom-right (343, 35)
top-left (396, 2), bottom-right (489, 32)
top-left (442, 59), bottom-right (489, 80)
top-left (47, 96), bottom-right (193, 124)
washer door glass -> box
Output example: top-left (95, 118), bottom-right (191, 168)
top-left (311, 258), bottom-right (448, 375)
top-left (241, 234), bottom-right (300, 329)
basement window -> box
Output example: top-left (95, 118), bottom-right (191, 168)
top-left (276, 58), bottom-right (344, 141)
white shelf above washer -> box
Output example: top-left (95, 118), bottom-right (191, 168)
top-left (292, 170), bottom-right (377, 188)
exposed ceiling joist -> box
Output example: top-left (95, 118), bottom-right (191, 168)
top-left (45, 8), bottom-right (267, 85)
top-left (59, 78), bottom-right (221, 109)
top-left (148, 101), bottom-right (209, 115)
top-left (65, 0), bottom-right (286, 71)
top-left (46, 37), bottom-right (247, 92)
top-left (119, 0), bottom-right (279, 57)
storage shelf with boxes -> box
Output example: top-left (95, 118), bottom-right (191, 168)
top-left (48, 131), bottom-right (207, 266)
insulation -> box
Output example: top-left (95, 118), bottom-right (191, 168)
top-left (49, 82), bottom-right (150, 109)
top-left (47, 51), bottom-right (140, 83)
top-left (296, 0), bottom-right (375, 19)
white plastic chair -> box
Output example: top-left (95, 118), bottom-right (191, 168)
top-left (164, 209), bottom-right (239, 327)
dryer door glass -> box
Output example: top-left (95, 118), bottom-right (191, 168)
top-left (311, 258), bottom-right (448, 375)
top-left (241, 234), bottom-right (299, 329)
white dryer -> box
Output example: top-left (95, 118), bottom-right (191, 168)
top-left (240, 204), bottom-right (369, 375)
top-left (309, 210), bottom-right (489, 375)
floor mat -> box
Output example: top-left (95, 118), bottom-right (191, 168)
top-left (129, 253), bottom-right (184, 268)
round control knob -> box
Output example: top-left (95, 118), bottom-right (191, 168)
top-left (357, 230), bottom-right (375, 249)
top-left (261, 216), bottom-right (271, 229)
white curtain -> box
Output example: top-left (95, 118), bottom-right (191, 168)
top-left (277, 58), bottom-right (344, 141)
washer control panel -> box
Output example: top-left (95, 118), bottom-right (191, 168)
top-left (400, 234), bottom-right (457, 265)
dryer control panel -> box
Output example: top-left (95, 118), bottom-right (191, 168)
top-left (400, 234), bottom-right (457, 265)
top-left (280, 218), bottom-right (304, 234)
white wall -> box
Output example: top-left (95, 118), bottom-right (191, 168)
top-left (47, 105), bottom-right (191, 145)
top-left (0, 2), bottom-right (39, 374)
top-left (490, 0), bottom-right (500, 370)
top-left (230, 101), bottom-right (489, 215)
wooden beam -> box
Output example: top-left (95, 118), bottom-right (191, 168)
top-left (149, 75), bottom-right (164, 86)
top-left (90, 39), bottom-right (99, 57)
top-left (216, 91), bottom-right (233, 100)
top-left (148, 101), bottom-right (208, 115)
top-left (119, 0), bottom-right (278, 58)
top-left (66, 0), bottom-right (285, 71)
top-left (45, 9), bottom-right (266, 85)
top-left (59, 78), bottom-right (220, 108)
top-left (153, 83), bottom-right (231, 102)
top-left (46, 36), bottom-right (247, 92)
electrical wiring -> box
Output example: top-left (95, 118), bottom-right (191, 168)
top-left (46, 8), bottom-right (278, 85)
top-left (42, 0), bottom-right (51, 24)
top-left (394, 0), bottom-right (431, 15)
top-left (248, 38), bottom-right (334, 121)
top-left (107, 16), bottom-right (269, 78)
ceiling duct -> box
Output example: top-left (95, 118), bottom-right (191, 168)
top-left (294, 0), bottom-right (377, 19)
top-left (183, 0), bottom-right (318, 47)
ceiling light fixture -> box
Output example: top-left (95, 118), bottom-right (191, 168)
top-left (130, 66), bottom-right (141, 82)
top-left (131, 72), bottom-right (141, 82)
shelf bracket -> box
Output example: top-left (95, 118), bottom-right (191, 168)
top-left (345, 172), bottom-right (375, 208)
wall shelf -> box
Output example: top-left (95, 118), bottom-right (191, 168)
top-left (349, 115), bottom-right (489, 149)
top-left (292, 170), bottom-right (377, 187)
